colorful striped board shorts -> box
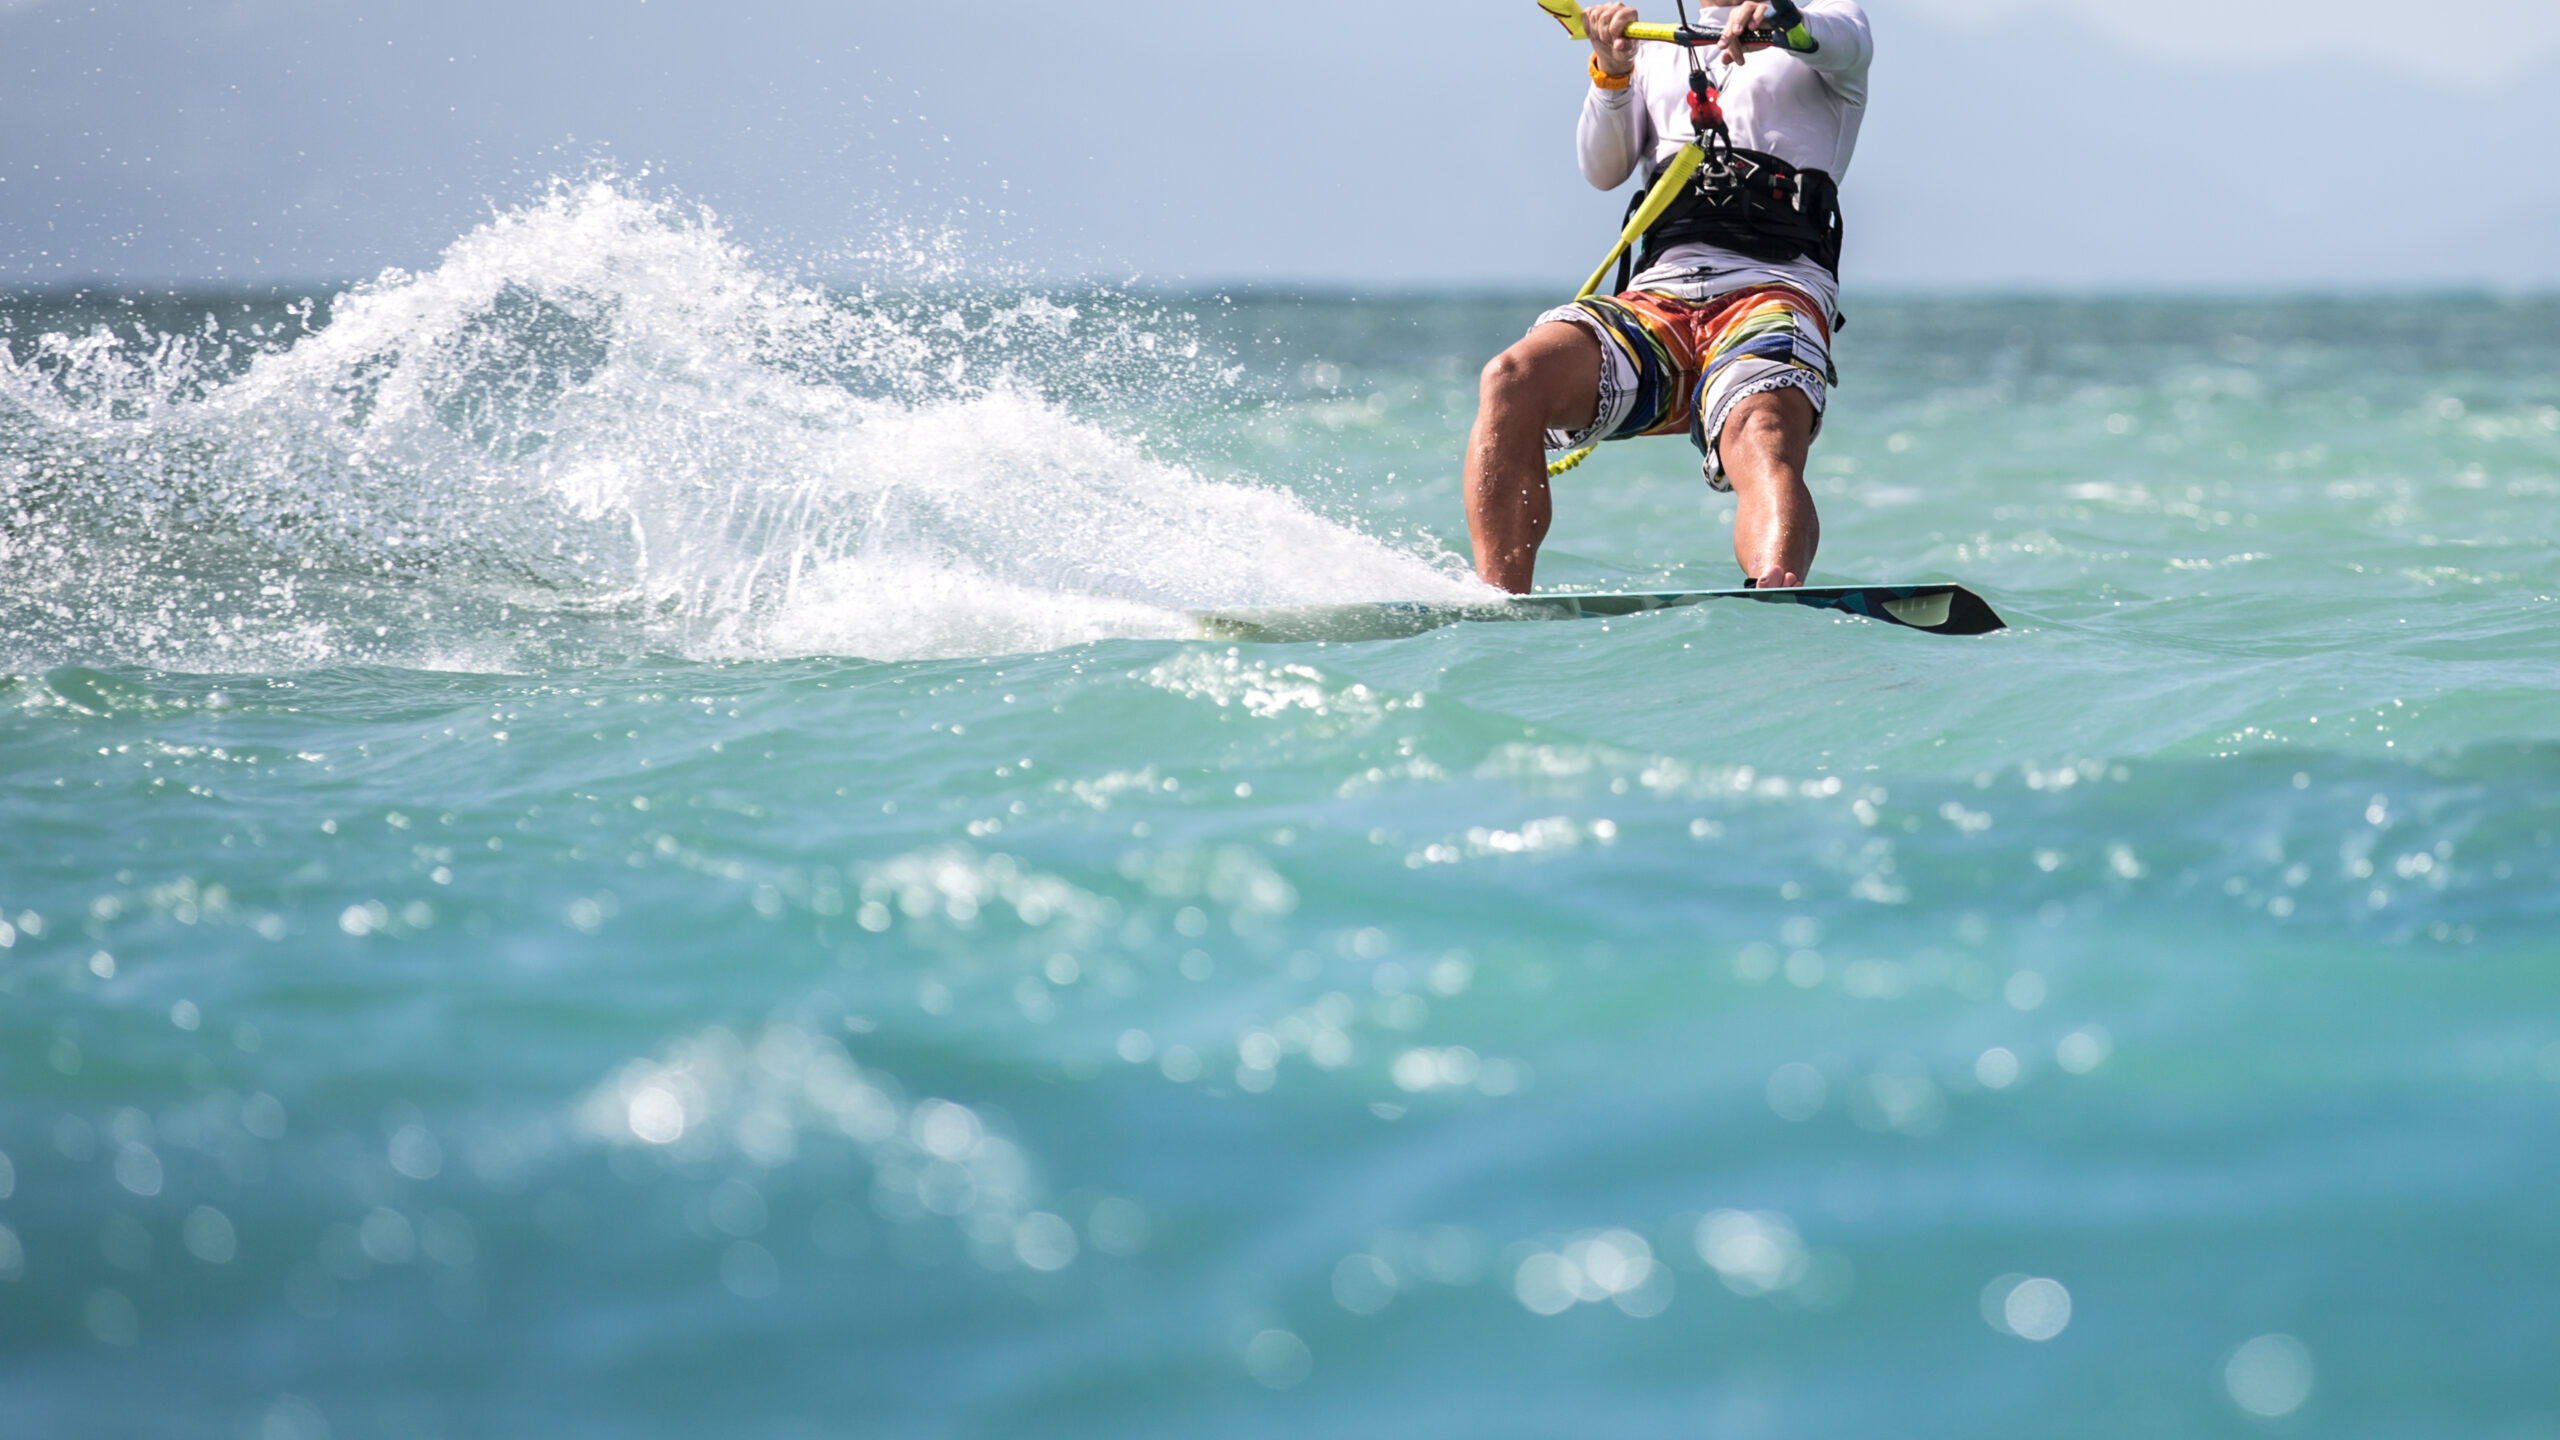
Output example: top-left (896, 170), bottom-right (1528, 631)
top-left (1535, 284), bottom-right (1837, 491)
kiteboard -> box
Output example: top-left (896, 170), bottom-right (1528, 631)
top-left (1189, 583), bottom-right (2005, 643)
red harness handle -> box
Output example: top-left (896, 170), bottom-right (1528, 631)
top-left (1687, 72), bottom-right (1726, 137)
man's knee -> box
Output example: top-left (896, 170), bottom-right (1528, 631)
top-left (1479, 345), bottom-right (1536, 402)
top-left (1480, 325), bottom-right (1599, 427)
top-left (1719, 387), bottom-right (1817, 464)
top-left (1479, 337), bottom-right (1565, 404)
top-left (1728, 385), bottom-right (1814, 433)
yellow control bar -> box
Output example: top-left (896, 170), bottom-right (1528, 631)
top-left (1537, 0), bottom-right (1811, 52)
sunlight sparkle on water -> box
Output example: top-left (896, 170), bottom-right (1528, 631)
top-left (2223, 1333), bottom-right (2316, 1418)
top-left (1982, 1275), bottom-right (2073, 1341)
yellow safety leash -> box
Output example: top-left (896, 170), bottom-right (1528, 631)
top-left (1545, 142), bottom-right (1705, 478)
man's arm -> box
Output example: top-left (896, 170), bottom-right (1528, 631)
top-left (1576, 4), bottom-right (1651, 189)
top-left (1719, 0), bottom-right (1871, 75)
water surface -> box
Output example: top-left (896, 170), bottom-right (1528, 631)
top-left (3, 186), bottom-right (2556, 1438)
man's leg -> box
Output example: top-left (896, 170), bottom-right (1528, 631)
top-left (1716, 386), bottom-right (1820, 589)
top-left (1464, 323), bottom-right (1604, 593)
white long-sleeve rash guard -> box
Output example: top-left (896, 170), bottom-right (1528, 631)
top-left (1578, 1), bottom-right (1873, 317)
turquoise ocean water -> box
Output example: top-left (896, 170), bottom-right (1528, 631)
top-left (3, 185), bottom-right (2557, 1437)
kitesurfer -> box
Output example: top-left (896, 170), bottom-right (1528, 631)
top-left (1464, 1), bottom-right (1872, 591)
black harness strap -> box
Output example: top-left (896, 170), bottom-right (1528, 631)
top-left (1628, 146), bottom-right (1844, 278)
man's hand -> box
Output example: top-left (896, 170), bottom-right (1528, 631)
top-left (1718, 1), bottom-right (1776, 67)
top-left (1586, 3), bottom-right (1639, 78)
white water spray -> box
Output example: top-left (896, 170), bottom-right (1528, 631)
top-left (0, 183), bottom-right (1488, 671)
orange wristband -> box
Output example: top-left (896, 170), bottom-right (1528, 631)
top-left (1589, 55), bottom-right (1633, 90)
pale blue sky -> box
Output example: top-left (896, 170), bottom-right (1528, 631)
top-left (2, 0), bottom-right (2553, 290)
